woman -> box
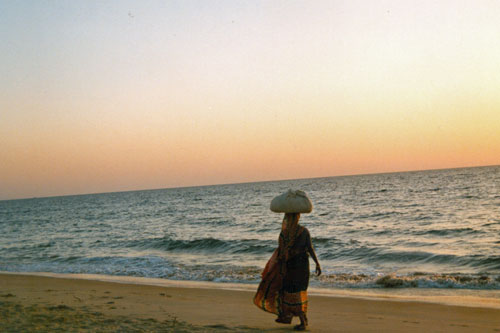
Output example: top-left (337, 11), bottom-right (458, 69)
top-left (254, 212), bottom-right (321, 331)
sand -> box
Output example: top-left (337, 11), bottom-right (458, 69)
top-left (1, 273), bottom-right (499, 332)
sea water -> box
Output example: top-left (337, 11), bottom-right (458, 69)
top-left (1, 166), bottom-right (499, 291)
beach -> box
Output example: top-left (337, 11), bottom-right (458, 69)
top-left (1, 273), bottom-right (499, 332)
top-left (3, 0), bottom-right (500, 329)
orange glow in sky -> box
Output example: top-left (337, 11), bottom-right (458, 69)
top-left (1, 1), bottom-right (499, 200)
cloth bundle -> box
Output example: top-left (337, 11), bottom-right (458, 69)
top-left (270, 189), bottom-right (313, 213)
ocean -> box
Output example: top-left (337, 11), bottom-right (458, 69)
top-left (1, 166), bottom-right (499, 291)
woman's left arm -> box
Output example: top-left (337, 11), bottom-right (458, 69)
top-left (306, 231), bottom-right (321, 276)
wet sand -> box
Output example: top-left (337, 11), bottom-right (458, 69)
top-left (1, 273), bottom-right (499, 332)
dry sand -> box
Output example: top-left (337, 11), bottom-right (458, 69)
top-left (1, 273), bottom-right (499, 332)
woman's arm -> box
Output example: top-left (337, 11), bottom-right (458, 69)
top-left (306, 231), bottom-right (321, 276)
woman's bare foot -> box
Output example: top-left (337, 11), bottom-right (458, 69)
top-left (294, 313), bottom-right (308, 330)
top-left (294, 323), bottom-right (306, 331)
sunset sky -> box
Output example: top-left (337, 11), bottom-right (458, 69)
top-left (1, 1), bottom-right (499, 200)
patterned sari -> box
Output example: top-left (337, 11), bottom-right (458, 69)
top-left (253, 213), bottom-right (309, 323)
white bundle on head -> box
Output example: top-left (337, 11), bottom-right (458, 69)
top-left (270, 189), bottom-right (313, 213)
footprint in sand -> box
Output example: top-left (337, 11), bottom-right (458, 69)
top-left (47, 305), bottom-right (72, 311)
top-left (205, 324), bottom-right (231, 330)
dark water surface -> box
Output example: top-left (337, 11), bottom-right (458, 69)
top-left (1, 166), bottom-right (499, 290)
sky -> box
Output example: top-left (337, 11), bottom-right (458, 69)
top-left (1, 0), bottom-right (499, 200)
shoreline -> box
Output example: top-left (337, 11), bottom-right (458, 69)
top-left (2, 271), bottom-right (500, 310)
top-left (1, 272), bottom-right (500, 332)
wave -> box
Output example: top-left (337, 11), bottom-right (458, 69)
top-left (2, 256), bottom-right (499, 290)
top-left (116, 235), bottom-right (500, 273)
top-left (355, 211), bottom-right (401, 220)
top-left (318, 272), bottom-right (500, 289)
top-left (121, 237), bottom-right (276, 254)
top-left (416, 227), bottom-right (482, 236)
top-left (0, 255), bottom-right (263, 284)
top-left (311, 237), bottom-right (344, 247)
top-left (319, 247), bottom-right (500, 272)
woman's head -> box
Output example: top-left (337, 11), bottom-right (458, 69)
top-left (284, 213), bottom-right (300, 223)
top-left (282, 213), bottom-right (300, 232)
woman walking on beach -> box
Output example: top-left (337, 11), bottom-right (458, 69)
top-left (254, 190), bottom-right (321, 331)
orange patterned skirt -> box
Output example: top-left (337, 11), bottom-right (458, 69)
top-left (253, 249), bottom-right (308, 322)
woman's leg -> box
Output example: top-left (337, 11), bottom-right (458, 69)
top-left (302, 313), bottom-right (308, 326)
top-left (294, 313), bottom-right (307, 330)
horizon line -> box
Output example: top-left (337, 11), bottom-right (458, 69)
top-left (1, 163), bottom-right (498, 202)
